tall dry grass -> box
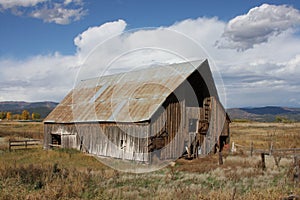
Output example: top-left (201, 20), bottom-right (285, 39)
top-left (230, 122), bottom-right (300, 149)
top-left (0, 148), bottom-right (299, 199)
top-left (0, 121), bottom-right (299, 199)
top-left (0, 121), bottom-right (43, 139)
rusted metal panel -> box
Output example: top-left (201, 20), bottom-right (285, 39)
top-left (44, 60), bottom-right (206, 123)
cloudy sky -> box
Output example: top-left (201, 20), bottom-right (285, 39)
top-left (1, 0), bottom-right (300, 108)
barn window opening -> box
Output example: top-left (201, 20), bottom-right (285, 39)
top-left (51, 134), bottom-right (61, 146)
top-left (120, 139), bottom-right (126, 149)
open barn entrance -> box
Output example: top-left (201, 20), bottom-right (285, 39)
top-left (219, 136), bottom-right (229, 151)
top-left (51, 133), bottom-right (61, 147)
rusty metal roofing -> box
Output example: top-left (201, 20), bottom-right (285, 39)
top-left (45, 59), bottom-right (208, 123)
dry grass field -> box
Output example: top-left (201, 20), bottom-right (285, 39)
top-left (0, 121), bottom-right (43, 139)
top-left (230, 122), bottom-right (300, 149)
top-left (0, 121), bottom-right (299, 199)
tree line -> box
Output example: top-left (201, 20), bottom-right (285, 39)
top-left (0, 110), bottom-right (41, 121)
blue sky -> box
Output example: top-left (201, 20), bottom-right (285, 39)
top-left (2, 0), bottom-right (300, 58)
top-left (1, 0), bottom-right (300, 108)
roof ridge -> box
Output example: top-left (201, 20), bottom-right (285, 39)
top-left (80, 59), bottom-right (205, 82)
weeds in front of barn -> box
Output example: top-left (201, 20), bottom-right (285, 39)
top-left (0, 147), bottom-right (299, 200)
top-left (0, 121), bottom-right (300, 199)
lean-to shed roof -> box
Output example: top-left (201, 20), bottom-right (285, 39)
top-left (45, 59), bottom-right (216, 123)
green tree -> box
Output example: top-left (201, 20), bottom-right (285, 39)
top-left (0, 112), bottom-right (6, 120)
top-left (21, 110), bottom-right (30, 120)
top-left (32, 112), bottom-right (41, 120)
top-left (275, 115), bottom-right (292, 123)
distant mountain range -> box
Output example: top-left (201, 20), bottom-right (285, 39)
top-left (1, 101), bottom-right (299, 122)
top-left (227, 106), bottom-right (300, 122)
top-left (0, 101), bottom-right (58, 119)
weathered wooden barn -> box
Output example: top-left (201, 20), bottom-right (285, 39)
top-left (44, 60), bottom-right (230, 162)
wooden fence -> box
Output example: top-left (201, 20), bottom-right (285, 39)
top-left (232, 142), bottom-right (300, 183)
top-left (233, 142), bottom-right (300, 157)
top-left (9, 139), bottom-right (41, 151)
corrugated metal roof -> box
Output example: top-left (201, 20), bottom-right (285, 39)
top-left (45, 59), bottom-right (207, 123)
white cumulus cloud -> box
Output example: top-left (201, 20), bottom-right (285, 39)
top-left (0, 53), bottom-right (79, 101)
top-left (74, 19), bottom-right (127, 57)
top-left (0, 0), bottom-right (86, 25)
top-left (30, 2), bottom-right (86, 25)
top-left (0, 0), bottom-right (46, 9)
top-left (216, 4), bottom-right (300, 51)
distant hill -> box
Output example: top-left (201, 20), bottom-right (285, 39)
top-left (1, 101), bottom-right (300, 122)
top-left (227, 106), bottom-right (300, 122)
top-left (0, 101), bottom-right (58, 119)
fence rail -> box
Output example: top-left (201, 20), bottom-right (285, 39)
top-left (233, 142), bottom-right (300, 157)
top-left (9, 139), bottom-right (41, 151)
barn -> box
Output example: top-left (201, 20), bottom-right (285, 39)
top-left (44, 59), bottom-right (230, 163)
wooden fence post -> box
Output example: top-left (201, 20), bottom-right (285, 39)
top-left (274, 156), bottom-right (281, 168)
top-left (261, 153), bottom-right (266, 170)
top-left (250, 142), bottom-right (253, 157)
top-left (9, 139), bottom-right (11, 152)
top-left (219, 151), bottom-right (223, 165)
top-left (293, 156), bottom-right (300, 184)
top-left (269, 142), bottom-right (273, 156)
top-left (297, 157), bottom-right (300, 183)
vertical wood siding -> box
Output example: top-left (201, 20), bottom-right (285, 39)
top-left (149, 99), bottom-right (186, 160)
top-left (202, 97), bottom-right (227, 154)
top-left (44, 122), bottom-right (149, 162)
